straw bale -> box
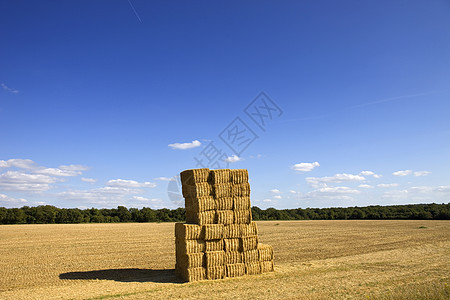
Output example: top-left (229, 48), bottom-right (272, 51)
top-left (185, 196), bottom-right (215, 212)
top-left (226, 263), bottom-right (245, 278)
top-left (175, 223), bottom-right (203, 240)
top-left (205, 251), bottom-right (225, 268)
top-left (245, 262), bottom-right (261, 275)
top-left (180, 168), bottom-right (210, 185)
top-left (230, 169), bottom-right (248, 184)
top-left (240, 222), bottom-right (258, 236)
top-left (180, 267), bottom-right (206, 282)
top-left (234, 209), bottom-right (252, 224)
top-left (233, 196), bottom-right (251, 210)
top-left (213, 183), bottom-right (233, 198)
top-left (182, 182), bottom-right (213, 198)
top-left (215, 197), bottom-right (233, 210)
top-left (243, 249), bottom-right (259, 263)
top-left (206, 239), bottom-right (224, 252)
top-left (203, 224), bottom-right (224, 240)
top-left (223, 224), bottom-right (241, 238)
top-left (187, 210), bottom-right (216, 225)
top-left (224, 251), bottom-right (243, 264)
top-left (241, 235), bottom-right (258, 251)
top-left (224, 238), bottom-right (242, 252)
top-left (206, 266), bottom-right (225, 280)
top-left (232, 182), bottom-right (251, 197)
top-left (176, 252), bottom-right (205, 269)
top-left (258, 243), bottom-right (274, 261)
top-left (216, 210), bottom-right (234, 225)
top-left (209, 169), bottom-right (231, 184)
top-left (176, 239), bottom-right (206, 254)
top-left (260, 260), bottom-right (274, 273)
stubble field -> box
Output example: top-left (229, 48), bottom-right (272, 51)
top-left (0, 220), bottom-right (449, 299)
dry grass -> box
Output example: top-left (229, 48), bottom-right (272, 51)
top-left (0, 220), bottom-right (448, 299)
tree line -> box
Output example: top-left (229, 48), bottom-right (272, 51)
top-left (0, 203), bottom-right (448, 224)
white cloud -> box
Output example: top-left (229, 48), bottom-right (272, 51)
top-left (414, 171), bottom-right (431, 177)
top-left (377, 183), bottom-right (399, 188)
top-left (168, 140), bottom-right (201, 150)
top-left (263, 199), bottom-right (273, 203)
top-left (358, 184), bottom-right (374, 188)
top-left (273, 195), bottom-right (282, 199)
top-left (289, 190), bottom-right (297, 194)
top-left (0, 159), bottom-right (36, 169)
top-left (360, 170), bottom-right (382, 178)
top-left (1, 83), bottom-right (19, 94)
top-left (392, 170), bottom-right (412, 176)
top-left (292, 161), bottom-right (320, 172)
top-left (249, 154), bottom-right (263, 159)
top-left (359, 171), bottom-right (374, 176)
top-left (270, 189), bottom-right (281, 194)
top-left (154, 177), bottom-right (175, 181)
top-left (225, 155), bottom-right (242, 163)
top-left (0, 171), bottom-right (58, 192)
top-left (106, 179), bottom-right (156, 188)
top-left (306, 173), bottom-right (365, 188)
top-left (0, 193), bottom-right (28, 204)
top-left (81, 177), bottom-right (97, 183)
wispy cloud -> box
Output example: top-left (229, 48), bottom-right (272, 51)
top-left (168, 140), bottom-right (201, 150)
top-left (225, 155), bottom-right (242, 163)
top-left (414, 171), bottom-right (431, 177)
top-left (292, 161), bottom-right (320, 172)
top-left (377, 183), bottom-right (399, 188)
top-left (270, 189), bottom-right (281, 194)
top-left (127, 0), bottom-right (142, 23)
top-left (392, 170), bottom-right (412, 176)
top-left (1, 83), bottom-right (19, 94)
top-left (81, 177), bottom-right (97, 183)
top-left (154, 177), bottom-right (175, 181)
top-left (106, 179), bottom-right (156, 188)
top-left (358, 184), bottom-right (374, 188)
top-left (306, 173), bottom-right (365, 188)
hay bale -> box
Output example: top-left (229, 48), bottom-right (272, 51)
top-left (185, 196), bottom-right (216, 212)
top-left (176, 239), bottom-right (206, 254)
top-left (205, 251), bottom-right (225, 268)
top-left (182, 182), bottom-right (213, 198)
top-left (257, 243), bottom-right (274, 261)
top-left (243, 249), bottom-right (259, 263)
top-left (215, 196), bottom-right (233, 210)
top-left (203, 224), bottom-right (224, 240)
top-left (234, 209), bottom-right (252, 224)
top-left (206, 239), bottom-right (224, 252)
top-left (216, 210), bottom-right (234, 225)
top-left (209, 169), bottom-right (231, 184)
top-left (188, 210), bottom-right (216, 225)
top-left (180, 267), bottom-right (206, 282)
top-left (240, 222), bottom-right (258, 237)
top-left (206, 266), bottom-right (225, 280)
top-left (241, 235), bottom-right (258, 251)
top-left (176, 252), bottom-right (205, 269)
top-left (223, 224), bottom-right (241, 238)
top-left (226, 263), bottom-right (245, 278)
top-left (232, 182), bottom-right (251, 197)
top-left (174, 223), bottom-right (203, 240)
top-left (224, 238), bottom-right (242, 252)
top-left (180, 168), bottom-right (210, 185)
top-left (245, 262), bottom-right (261, 275)
top-left (233, 196), bottom-right (251, 210)
top-left (230, 169), bottom-right (248, 184)
top-left (260, 260), bottom-right (274, 273)
top-left (224, 251), bottom-right (243, 264)
top-left (213, 183), bottom-right (233, 198)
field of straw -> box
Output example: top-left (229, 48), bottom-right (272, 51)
top-left (0, 220), bottom-right (449, 299)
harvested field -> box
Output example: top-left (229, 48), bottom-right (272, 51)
top-left (0, 220), bottom-right (449, 299)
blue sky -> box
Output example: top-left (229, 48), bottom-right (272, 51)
top-left (1, 0), bottom-right (449, 209)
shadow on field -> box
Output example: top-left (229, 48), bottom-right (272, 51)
top-left (59, 268), bottom-right (183, 284)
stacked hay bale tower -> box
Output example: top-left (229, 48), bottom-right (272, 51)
top-left (175, 168), bottom-right (274, 282)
